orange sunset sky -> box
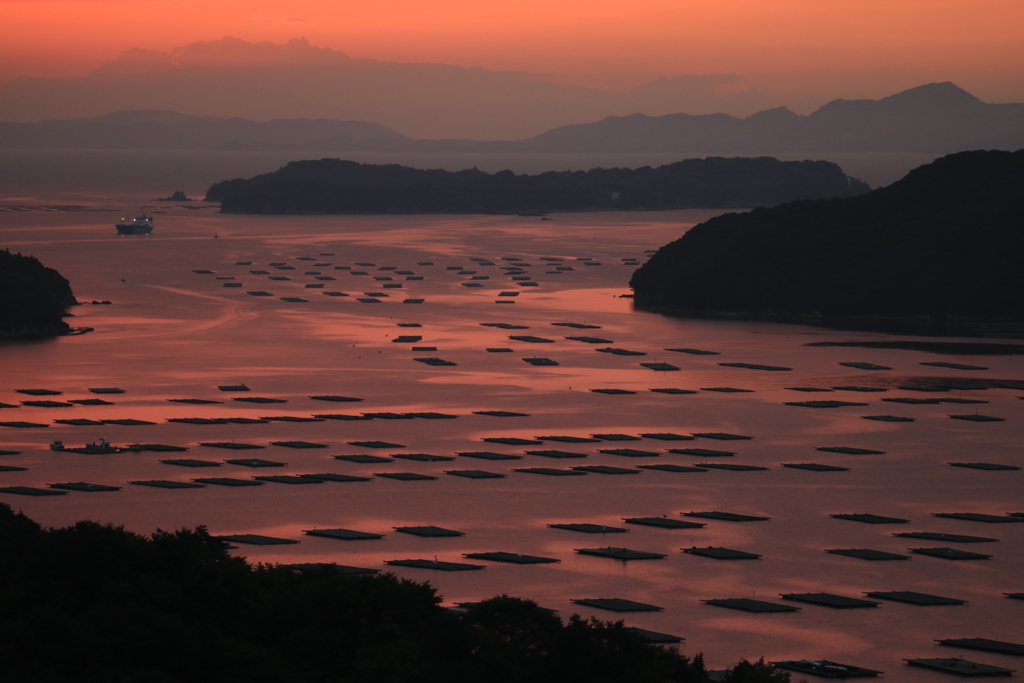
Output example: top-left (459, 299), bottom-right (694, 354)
top-left (1, 0), bottom-right (1022, 106)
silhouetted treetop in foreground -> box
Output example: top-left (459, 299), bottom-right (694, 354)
top-left (0, 249), bottom-right (77, 338)
top-left (630, 149), bottom-right (1024, 332)
top-left (205, 157), bottom-right (868, 214)
top-left (0, 504), bottom-right (787, 682)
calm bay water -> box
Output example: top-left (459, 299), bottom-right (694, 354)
top-left (1, 195), bottom-right (1021, 679)
top-left (0, 147), bottom-right (937, 201)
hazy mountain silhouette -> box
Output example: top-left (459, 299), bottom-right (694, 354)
top-left (522, 83), bottom-right (1024, 154)
top-left (2, 71), bottom-right (1020, 158)
top-left (0, 37), bottom-right (693, 139)
top-left (0, 110), bottom-right (408, 150)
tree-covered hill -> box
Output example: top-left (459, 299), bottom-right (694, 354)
top-left (629, 149), bottom-right (1024, 331)
top-left (205, 157), bottom-right (869, 214)
top-left (0, 249), bottom-right (77, 337)
top-left (0, 504), bottom-right (787, 682)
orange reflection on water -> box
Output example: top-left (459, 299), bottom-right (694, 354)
top-left (1, 206), bottom-right (1023, 679)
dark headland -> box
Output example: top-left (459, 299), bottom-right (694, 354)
top-left (630, 149), bottom-right (1024, 336)
top-left (0, 249), bottom-right (77, 338)
top-left (205, 157), bottom-right (869, 214)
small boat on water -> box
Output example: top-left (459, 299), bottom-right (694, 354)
top-left (50, 438), bottom-right (121, 454)
top-left (116, 214), bottom-right (153, 235)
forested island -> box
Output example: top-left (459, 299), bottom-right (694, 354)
top-left (0, 249), bottom-right (77, 338)
top-left (205, 157), bottom-right (868, 214)
top-left (0, 504), bottom-right (786, 682)
top-left (630, 149), bottom-right (1024, 333)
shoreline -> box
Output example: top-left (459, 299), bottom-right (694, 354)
top-left (632, 305), bottom-right (1024, 342)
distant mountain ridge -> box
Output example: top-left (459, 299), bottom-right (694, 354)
top-left (629, 149), bottom-right (1024, 333)
top-left (0, 37), bottom-right (653, 139)
top-left (521, 83), bottom-right (1024, 154)
top-left (0, 111), bottom-right (407, 151)
top-left (1, 83), bottom-right (1020, 157)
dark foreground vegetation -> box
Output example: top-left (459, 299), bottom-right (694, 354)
top-left (0, 249), bottom-right (77, 338)
top-left (0, 505), bottom-right (787, 682)
top-left (630, 149), bottom-right (1024, 333)
top-left (205, 157), bottom-right (868, 214)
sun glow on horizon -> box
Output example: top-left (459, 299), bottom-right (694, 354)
top-left (1, 0), bottom-right (1022, 105)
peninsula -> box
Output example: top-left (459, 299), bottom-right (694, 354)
top-left (629, 149), bottom-right (1024, 334)
top-left (0, 249), bottom-right (77, 337)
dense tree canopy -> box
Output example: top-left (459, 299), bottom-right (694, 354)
top-left (0, 504), bottom-right (786, 682)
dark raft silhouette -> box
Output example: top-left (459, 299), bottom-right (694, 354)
top-left (205, 157), bottom-right (868, 214)
top-left (629, 149), bottom-right (1024, 334)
